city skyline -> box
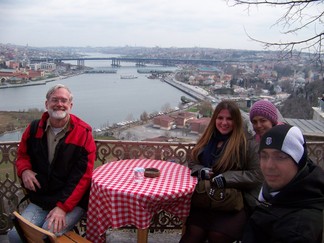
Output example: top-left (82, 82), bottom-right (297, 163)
top-left (0, 0), bottom-right (319, 51)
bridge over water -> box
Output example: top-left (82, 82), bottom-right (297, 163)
top-left (29, 56), bottom-right (227, 67)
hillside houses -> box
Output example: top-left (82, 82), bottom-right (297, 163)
top-left (153, 112), bottom-right (197, 130)
top-left (0, 68), bottom-right (44, 83)
top-left (153, 111), bottom-right (210, 135)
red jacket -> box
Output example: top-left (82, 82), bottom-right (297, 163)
top-left (16, 112), bottom-right (96, 212)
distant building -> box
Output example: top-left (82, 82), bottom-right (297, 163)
top-left (153, 112), bottom-right (197, 130)
top-left (187, 117), bottom-right (210, 134)
top-left (5, 61), bottom-right (19, 69)
top-left (0, 68), bottom-right (43, 83)
top-left (312, 96), bottom-right (324, 123)
top-left (29, 62), bottom-right (56, 71)
top-left (213, 87), bottom-right (234, 95)
top-left (153, 115), bottom-right (175, 130)
top-left (226, 97), bottom-right (252, 110)
top-left (169, 112), bottom-right (196, 128)
top-left (29, 63), bottom-right (42, 71)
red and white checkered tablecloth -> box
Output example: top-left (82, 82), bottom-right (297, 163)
top-left (86, 159), bottom-right (197, 243)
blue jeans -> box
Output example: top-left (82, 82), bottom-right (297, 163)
top-left (8, 203), bottom-right (85, 243)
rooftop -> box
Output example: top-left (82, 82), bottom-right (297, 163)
top-left (283, 118), bottom-right (324, 140)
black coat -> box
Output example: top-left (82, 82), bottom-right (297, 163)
top-left (242, 160), bottom-right (324, 243)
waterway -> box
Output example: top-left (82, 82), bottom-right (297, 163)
top-left (0, 53), bottom-right (187, 141)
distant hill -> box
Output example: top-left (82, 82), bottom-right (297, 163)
top-left (0, 110), bottom-right (43, 134)
top-left (280, 80), bottom-right (324, 119)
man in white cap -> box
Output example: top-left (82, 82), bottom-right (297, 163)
top-left (242, 124), bottom-right (324, 243)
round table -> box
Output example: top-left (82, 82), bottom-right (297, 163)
top-left (86, 159), bottom-right (197, 243)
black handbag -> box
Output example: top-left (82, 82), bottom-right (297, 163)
top-left (191, 179), bottom-right (244, 212)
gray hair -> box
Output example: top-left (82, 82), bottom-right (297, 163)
top-left (46, 84), bottom-right (73, 101)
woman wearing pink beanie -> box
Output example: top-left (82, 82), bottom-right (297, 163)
top-left (249, 100), bottom-right (280, 142)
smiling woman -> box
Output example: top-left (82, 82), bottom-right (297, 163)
top-left (181, 100), bottom-right (262, 243)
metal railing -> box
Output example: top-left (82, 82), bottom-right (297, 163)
top-left (0, 139), bottom-right (323, 235)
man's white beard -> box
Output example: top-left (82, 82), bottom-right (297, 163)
top-left (48, 109), bottom-right (67, 119)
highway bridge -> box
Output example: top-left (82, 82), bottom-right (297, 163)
top-left (29, 56), bottom-right (226, 67)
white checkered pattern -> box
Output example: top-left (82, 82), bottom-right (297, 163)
top-left (86, 159), bottom-right (197, 243)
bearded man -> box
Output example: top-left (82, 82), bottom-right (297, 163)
top-left (8, 84), bottom-right (96, 242)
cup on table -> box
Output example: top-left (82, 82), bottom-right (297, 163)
top-left (133, 167), bottom-right (145, 183)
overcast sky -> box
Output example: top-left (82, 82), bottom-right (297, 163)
top-left (0, 0), bottom-right (319, 51)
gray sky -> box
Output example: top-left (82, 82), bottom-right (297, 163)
top-left (0, 0), bottom-right (319, 51)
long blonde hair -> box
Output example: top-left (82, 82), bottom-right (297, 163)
top-left (192, 100), bottom-right (247, 173)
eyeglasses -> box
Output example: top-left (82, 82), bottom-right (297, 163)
top-left (49, 97), bottom-right (70, 104)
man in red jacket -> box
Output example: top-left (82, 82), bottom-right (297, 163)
top-left (8, 84), bottom-right (96, 242)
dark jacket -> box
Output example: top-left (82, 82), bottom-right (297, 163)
top-left (16, 112), bottom-right (96, 212)
top-left (190, 135), bottom-right (263, 212)
top-left (242, 160), bottom-right (324, 243)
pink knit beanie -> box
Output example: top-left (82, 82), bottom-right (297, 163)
top-left (249, 100), bottom-right (278, 125)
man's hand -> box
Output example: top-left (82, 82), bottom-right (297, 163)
top-left (46, 207), bottom-right (67, 233)
top-left (21, 170), bottom-right (41, 192)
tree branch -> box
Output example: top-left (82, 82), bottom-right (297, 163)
top-left (230, 0), bottom-right (322, 6)
top-left (229, 0), bottom-right (324, 61)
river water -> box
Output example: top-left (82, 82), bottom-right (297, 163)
top-left (0, 53), bottom-right (187, 141)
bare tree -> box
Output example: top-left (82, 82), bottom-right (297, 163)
top-left (228, 0), bottom-right (323, 61)
top-left (140, 111), bottom-right (149, 122)
top-left (125, 113), bottom-right (134, 122)
top-left (197, 101), bottom-right (213, 117)
top-left (161, 102), bottom-right (172, 113)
